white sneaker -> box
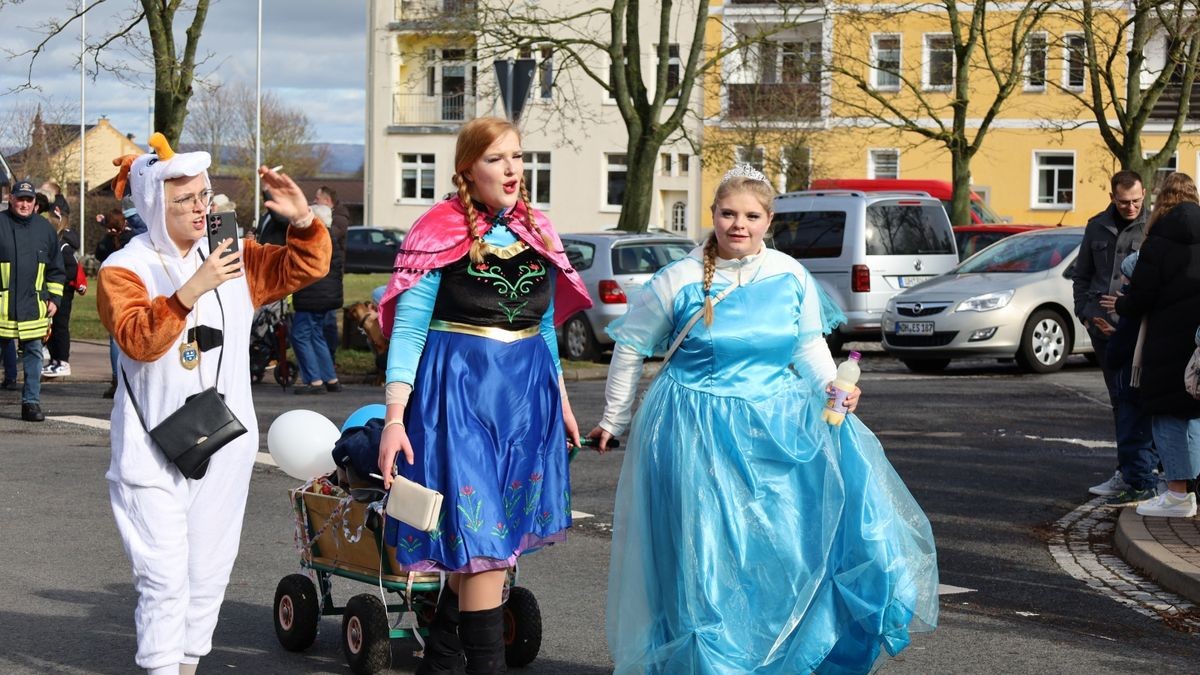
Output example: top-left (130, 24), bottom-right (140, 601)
top-left (42, 361), bottom-right (70, 378)
top-left (1135, 491), bottom-right (1198, 518)
top-left (1088, 470), bottom-right (1129, 496)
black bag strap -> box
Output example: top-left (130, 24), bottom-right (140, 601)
top-left (121, 283), bottom-right (227, 433)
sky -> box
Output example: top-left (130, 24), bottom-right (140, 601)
top-left (0, 0), bottom-right (367, 147)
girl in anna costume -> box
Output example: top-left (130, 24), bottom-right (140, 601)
top-left (376, 117), bottom-right (591, 674)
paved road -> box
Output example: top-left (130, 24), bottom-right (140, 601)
top-left (2, 350), bottom-right (1198, 673)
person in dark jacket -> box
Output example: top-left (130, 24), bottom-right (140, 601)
top-left (1071, 170), bottom-right (1148, 497)
top-left (44, 206), bottom-right (83, 378)
top-left (290, 203), bottom-right (343, 394)
top-left (0, 180), bottom-right (66, 421)
top-left (1107, 181), bottom-right (1200, 518)
top-left (95, 208), bottom-right (138, 399)
top-left (315, 186), bottom-right (350, 361)
top-left (1101, 251), bottom-right (1159, 505)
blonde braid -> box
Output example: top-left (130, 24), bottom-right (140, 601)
top-left (456, 177), bottom-right (487, 264)
top-left (520, 180), bottom-right (555, 249)
top-left (702, 234), bottom-right (718, 326)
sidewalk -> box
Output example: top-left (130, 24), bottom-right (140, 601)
top-left (1115, 507), bottom-right (1200, 605)
top-left (47, 339), bottom-right (1200, 605)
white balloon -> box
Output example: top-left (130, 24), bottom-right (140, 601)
top-left (267, 409), bottom-right (340, 481)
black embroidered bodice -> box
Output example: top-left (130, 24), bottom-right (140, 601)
top-left (432, 244), bottom-right (555, 330)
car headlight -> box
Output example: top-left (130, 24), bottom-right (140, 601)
top-left (885, 297), bottom-right (896, 314)
top-left (955, 289), bottom-right (1015, 312)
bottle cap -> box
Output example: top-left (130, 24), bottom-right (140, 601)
top-left (848, 351), bottom-right (862, 360)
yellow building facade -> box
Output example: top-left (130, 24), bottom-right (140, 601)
top-left (702, 1), bottom-right (1197, 228)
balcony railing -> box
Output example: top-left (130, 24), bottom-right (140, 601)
top-left (393, 92), bottom-right (476, 126)
top-left (392, 0), bottom-right (477, 31)
top-left (726, 82), bottom-right (821, 121)
top-left (1148, 84), bottom-right (1200, 121)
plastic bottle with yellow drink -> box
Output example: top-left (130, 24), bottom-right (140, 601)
top-left (822, 351), bottom-right (862, 426)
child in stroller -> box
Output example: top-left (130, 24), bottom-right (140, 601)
top-left (250, 299), bottom-right (298, 387)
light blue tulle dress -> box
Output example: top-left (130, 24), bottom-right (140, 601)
top-left (604, 250), bottom-right (938, 674)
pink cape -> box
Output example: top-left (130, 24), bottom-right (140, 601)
top-left (378, 198), bottom-right (592, 337)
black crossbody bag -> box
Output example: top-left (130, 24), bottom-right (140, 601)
top-left (121, 286), bottom-right (246, 480)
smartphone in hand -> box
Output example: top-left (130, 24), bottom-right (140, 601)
top-left (206, 211), bottom-right (240, 258)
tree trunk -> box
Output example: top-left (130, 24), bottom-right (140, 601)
top-left (615, 137), bottom-right (660, 232)
top-left (949, 151), bottom-right (973, 227)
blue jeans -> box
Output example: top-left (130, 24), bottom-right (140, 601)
top-left (322, 309), bottom-right (339, 363)
top-left (290, 310), bottom-right (337, 384)
top-left (1, 338), bottom-right (15, 383)
top-left (1150, 415), bottom-right (1200, 482)
top-left (109, 336), bottom-right (119, 378)
top-left (1116, 399), bottom-right (1158, 490)
top-left (20, 338), bottom-right (43, 404)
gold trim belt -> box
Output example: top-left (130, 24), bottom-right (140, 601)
top-left (428, 319), bottom-right (539, 343)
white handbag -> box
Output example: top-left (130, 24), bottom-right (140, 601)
top-left (385, 475), bottom-right (444, 532)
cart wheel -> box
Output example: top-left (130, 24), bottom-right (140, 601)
top-left (503, 586), bottom-right (542, 667)
top-left (275, 360), bottom-right (298, 387)
top-left (342, 593), bottom-right (391, 674)
top-left (273, 574), bottom-right (320, 652)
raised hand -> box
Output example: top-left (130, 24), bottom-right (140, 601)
top-left (258, 166), bottom-right (311, 224)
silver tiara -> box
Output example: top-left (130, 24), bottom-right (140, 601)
top-left (722, 163), bottom-right (769, 185)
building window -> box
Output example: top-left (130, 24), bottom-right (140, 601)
top-left (523, 151), bottom-right (551, 208)
top-left (539, 46), bottom-right (554, 99)
top-left (1034, 152), bottom-right (1074, 207)
top-left (606, 153), bottom-right (628, 206)
top-left (1064, 34), bottom-right (1086, 90)
top-left (1145, 152), bottom-right (1178, 192)
top-left (760, 39), bottom-right (821, 84)
top-left (872, 34), bottom-right (901, 91)
top-left (660, 153), bottom-right (673, 176)
top-left (735, 146), bottom-right (766, 172)
top-left (672, 201), bottom-right (687, 233)
top-left (399, 153), bottom-right (436, 203)
top-left (659, 43), bottom-right (681, 96)
top-left (1025, 33), bottom-right (1047, 90)
top-left (868, 149), bottom-right (899, 179)
top-left (924, 34), bottom-right (954, 89)
top-left (678, 153), bottom-right (690, 176)
top-left (784, 146), bottom-right (812, 192)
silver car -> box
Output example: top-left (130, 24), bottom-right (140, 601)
top-left (559, 233), bottom-right (695, 361)
top-left (881, 227), bottom-right (1093, 373)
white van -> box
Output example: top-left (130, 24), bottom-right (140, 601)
top-left (768, 190), bottom-right (959, 349)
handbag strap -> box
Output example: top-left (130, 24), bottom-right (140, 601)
top-left (660, 280), bottom-right (740, 366)
top-left (1130, 316), bottom-right (1148, 388)
top-left (121, 285), bottom-right (227, 433)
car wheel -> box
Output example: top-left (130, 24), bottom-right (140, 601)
top-left (901, 358), bottom-right (950, 374)
top-left (562, 315), bottom-right (598, 362)
top-left (1016, 309), bottom-right (1069, 373)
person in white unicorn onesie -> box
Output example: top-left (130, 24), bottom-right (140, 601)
top-left (97, 134), bottom-right (331, 675)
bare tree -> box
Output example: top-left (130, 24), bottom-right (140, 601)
top-left (1, 0), bottom-right (212, 146)
top-left (225, 83), bottom-right (327, 178)
top-left (1044, 0), bottom-right (1200, 182)
top-left (415, 0), bottom-right (811, 231)
top-left (0, 97), bottom-right (83, 188)
top-left (184, 81), bottom-right (233, 174)
top-left (699, 61), bottom-right (827, 193)
top-left (826, 1), bottom-right (1051, 225)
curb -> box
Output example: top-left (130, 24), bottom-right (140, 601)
top-left (1113, 507), bottom-right (1200, 605)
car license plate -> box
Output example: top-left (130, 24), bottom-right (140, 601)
top-left (896, 321), bottom-right (934, 336)
top-left (898, 275), bottom-right (932, 288)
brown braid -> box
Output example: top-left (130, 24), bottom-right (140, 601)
top-left (455, 176), bottom-right (487, 264)
top-left (702, 234), bottom-right (718, 326)
top-left (520, 180), bottom-right (555, 249)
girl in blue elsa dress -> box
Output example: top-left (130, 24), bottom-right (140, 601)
top-left (588, 166), bottom-right (939, 674)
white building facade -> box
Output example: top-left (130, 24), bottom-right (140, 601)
top-left (365, 0), bottom-right (705, 238)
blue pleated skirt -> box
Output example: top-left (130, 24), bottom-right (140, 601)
top-left (606, 374), bottom-right (938, 674)
top-left (384, 329), bottom-right (571, 572)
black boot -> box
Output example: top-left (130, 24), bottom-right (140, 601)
top-left (459, 606), bottom-right (505, 674)
top-left (416, 586), bottom-right (465, 675)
